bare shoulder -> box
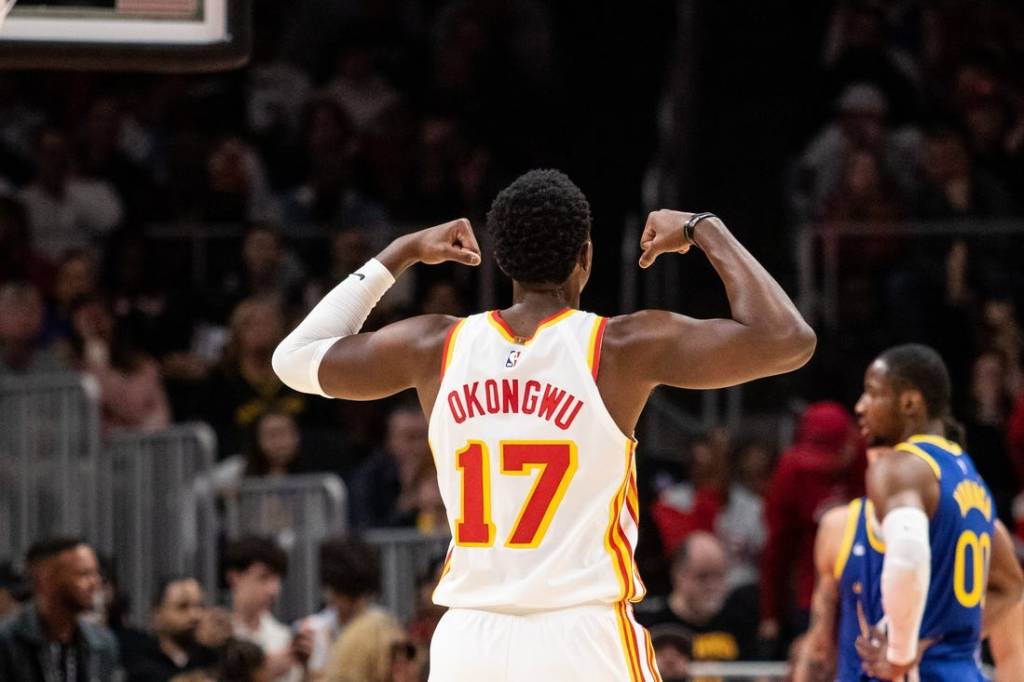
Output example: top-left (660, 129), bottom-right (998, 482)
top-left (820, 504), bottom-right (851, 534)
top-left (603, 309), bottom-right (685, 345)
top-left (384, 313), bottom-right (460, 350)
top-left (866, 450), bottom-right (938, 516)
top-left (815, 503), bottom-right (852, 569)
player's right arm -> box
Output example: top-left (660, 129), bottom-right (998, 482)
top-left (865, 451), bottom-right (940, 678)
top-left (793, 504), bottom-right (847, 682)
top-left (272, 219), bottom-right (481, 409)
top-left (618, 210), bottom-right (816, 391)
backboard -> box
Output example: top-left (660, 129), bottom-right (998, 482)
top-left (0, 0), bottom-right (250, 72)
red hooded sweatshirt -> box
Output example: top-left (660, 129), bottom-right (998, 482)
top-left (758, 401), bottom-right (865, 625)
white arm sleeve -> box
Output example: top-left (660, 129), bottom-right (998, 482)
top-left (880, 506), bottom-right (931, 665)
top-left (271, 258), bottom-right (395, 397)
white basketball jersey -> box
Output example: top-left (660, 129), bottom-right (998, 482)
top-left (428, 308), bottom-right (646, 611)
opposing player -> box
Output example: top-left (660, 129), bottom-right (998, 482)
top-left (794, 497), bottom-right (1022, 681)
top-left (272, 169), bottom-right (815, 680)
top-left (796, 344), bottom-right (1024, 681)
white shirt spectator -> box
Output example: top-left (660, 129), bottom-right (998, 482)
top-left (233, 611), bottom-right (302, 682)
top-left (19, 179), bottom-right (123, 259)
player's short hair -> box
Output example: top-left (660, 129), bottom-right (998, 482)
top-left (222, 536), bottom-right (288, 578)
top-left (25, 537), bottom-right (85, 567)
top-left (319, 538), bottom-right (380, 598)
top-left (487, 169), bottom-right (592, 284)
top-left (878, 344), bottom-right (952, 419)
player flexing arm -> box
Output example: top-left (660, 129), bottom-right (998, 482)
top-left (272, 200), bottom-right (815, 438)
top-left (792, 505), bottom-right (847, 682)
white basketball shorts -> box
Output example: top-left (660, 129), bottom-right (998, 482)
top-left (428, 603), bottom-right (661, 682)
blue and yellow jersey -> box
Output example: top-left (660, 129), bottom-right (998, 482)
top-left (836, 435), bottom-right (993, 681)
top-left (836, 497), bottom-right (886, 682)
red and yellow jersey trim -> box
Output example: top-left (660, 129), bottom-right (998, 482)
top-left (439, 318), bottom-right (467, 379)
top-left (486, 308), bottom-right (575, 345)
top-left (588, 316), bottom-right (608, 380)
top-left (605, 441), bottom-right (642, 602)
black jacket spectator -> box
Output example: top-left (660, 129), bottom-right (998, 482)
top-left (0, 603), bottom-right (121, 682)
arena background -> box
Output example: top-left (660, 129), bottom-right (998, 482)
top-left (0, 1), bottom-right (1022, 680)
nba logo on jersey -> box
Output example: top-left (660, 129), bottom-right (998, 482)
top-left (505, 349), bottom-right (522, 368)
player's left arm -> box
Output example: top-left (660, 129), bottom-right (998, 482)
top-left (983, 520), bottom-right (1024, 637)
top-left (272, 219), bottom-right (481, 403)
top-left (866, 451), bottom-right (940, 676)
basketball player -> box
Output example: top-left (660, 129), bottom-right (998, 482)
top-left (795, 344), bottom-right (1024, 681)
top-left (794, 499), bottom-right (1022, 681)
top-left (272, 169), bottom-right (816, 680)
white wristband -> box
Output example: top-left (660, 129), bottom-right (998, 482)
top-left (272, 258), bottom-right (396, 397)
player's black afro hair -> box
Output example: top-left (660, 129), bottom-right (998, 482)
top-left (487, 169), bottom-right (592, 284)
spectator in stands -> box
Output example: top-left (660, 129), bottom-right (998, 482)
top-left (0, 196), bottom-right (53, 290)
top-left (216, 225), bottom-right (305, 323)
top-left (793, 83), bottom-right (919, 220)
top-left (0, 563), bottom-right (27, 621)
top-left (310, 539), bottom-right (403, 680)
top-left (0, 538), bottom-right (120, 681)
top-left (323, 611), bottom-right (412, 682)
top-left (203, 137), bottom-right (279, 224)
top-left (406, 555), bottom-right (447, 652)
top-left (281, 98), bottom-right (389, 239)
top-left (759, 401), bottom-right (862, 652)
top-left (349, 403), bottom-right (432, 529)
top-left (43, 250), bottom-right (99, 346)
top-left (209, 410), bottom-right (308, 496)
top-left (217, 638), bottom-right (269, 682)
top-left (203, 297), bottom-right (314, 456)
top-left (951, 59), bottom-right (1024, 193)
top-left (71, 295), bottom-right (171, 432)
top-left (650, 428), bottom-right (765, 590)
top-left (732, 438), bottom-right (775, 498)
top-left (0, 281), bottom-right (67, 375)
top-left (76, 97), bottom-right (159, 225)
top-left (325, 33), bottom-right (400, 131)
top-left (964, 351), bottom-right (1019, 522)
top-left (821, 148), bottom-right (906, 265)
top-left (636, 532), bottom-right (758, 664)
top-left (120, 576), bottom-right (229, 682)
top-left (225, 537), bottom-right (311, 682)
top-left (819, 1), bottom-right (923, 121)
top-left (412, 461), bottom-right (447, 535)
top-left (912, 123), bottom-right (1015, 219)
top-left (650, 630), bottom-right (690, 682)
top-left (18, 128), bottom-right (124, 260)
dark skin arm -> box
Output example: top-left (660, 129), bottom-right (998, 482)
top-left (983, 520), bottom-right (1024, 637)
top-left (860, 451), bottom-right (939, 680)
top-left (316, 219), bottom-right (480, 414)
top-left (599, 211), bottom-right (816, 434)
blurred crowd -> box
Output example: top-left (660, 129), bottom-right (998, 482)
top-left (1, 0), bottom-right (1024, 681)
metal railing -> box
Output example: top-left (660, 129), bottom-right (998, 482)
top-left (363, 528), bottom-right (451, 624)
top-left (796, 218), bottom-right (1024, 333)
top-left (0, 372), bottom-right (102, 564)
top-left (98, 423), bottom-right (219, 626)
top-left (224, 474), bottom-right (347, 622)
